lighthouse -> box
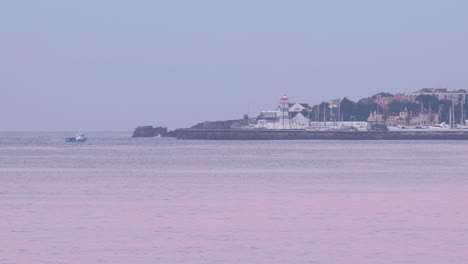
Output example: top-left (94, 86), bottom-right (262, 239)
top-left (278, 94), bottom-right (291, 129)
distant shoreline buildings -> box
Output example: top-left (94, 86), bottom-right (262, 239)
top-left (254, 88), bottom-right (468, 130)
top-left (405, 88), bottom-right (468, 102)
top-left (133, 88), bottom-right (468, 138)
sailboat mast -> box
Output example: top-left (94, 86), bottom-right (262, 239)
top-left (338, 100), bottom-right (341, 125)
top-left (317, 106), bottom-right (320, 122)
top-left (323, 104), bottom-right (326, 126)
top-left (428, 101), bottom-right (431, 126)
top-left (461, 98), bottom-right (465, 126)
top-left (453, 101), bottom-right (456, 125)
top-left (449, 105), bottom-right (452, 126)
top-left (452, 100), bottom-right (455, 126)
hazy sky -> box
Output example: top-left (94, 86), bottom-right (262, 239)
top-left (1, 0), bottom-right (468, 130)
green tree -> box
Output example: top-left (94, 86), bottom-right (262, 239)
top-left (438, 100), bottom-right (452, 123)
top-left (340, 98), bottom-right (356, 121)
top-left (387, 100), bottom-right (404, 113)
top-left (243, 114), bottom-right (249, 124)
top-left (354, 101), bottom-right (377, 121)
top-left (415, 94), bottom-right (439, 111)
top-left (387, 100), bottom-right (420, 114)
top-left (309, 105), bottom-right (320, 121)
top-left (317, 102), bottom-right (330, 121)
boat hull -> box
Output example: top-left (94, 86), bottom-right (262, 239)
top-left (65, 135), bottom-right (87, 142)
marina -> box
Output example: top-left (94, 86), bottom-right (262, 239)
top-left (159, 91), bottom-right (468, 140)
top-left (134, 89), bottom-right (468, 140)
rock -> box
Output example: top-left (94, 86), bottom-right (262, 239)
top-left (132, 126), bottom-right (168, 137)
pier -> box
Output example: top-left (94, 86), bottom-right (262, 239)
top-left (175, 129), bottom-right (468, 140)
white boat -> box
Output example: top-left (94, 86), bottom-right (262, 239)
top-left (387, 125), bottom-right (427, 131)
top-left (75, 133), bottom-right (87, 142)
top-left (65, 133), bottom-right (87, 142)
top-left (428, 122), bottom-right (451, 130)
top-left (387, 122), bottom-right (463, 131)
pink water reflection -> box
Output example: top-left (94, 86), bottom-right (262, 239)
top-left (2, 137), bottom-right (468, 263)
top-left (2, 183), bottom-right (468, 264)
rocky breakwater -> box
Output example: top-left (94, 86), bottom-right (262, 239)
top-left (175, 129), bottom-right (468, 140)
top-left (132, 118), bottom-right (247, 138)
top-left (190, 119), bottom-right (248, 129)
top-left (132, 126), bottom-right (168, 137)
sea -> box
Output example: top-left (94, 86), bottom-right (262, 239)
top-left (1, 131), bottom-right (468, 264)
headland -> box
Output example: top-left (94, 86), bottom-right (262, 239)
top-left (133, 88), bottom-right (468, 140)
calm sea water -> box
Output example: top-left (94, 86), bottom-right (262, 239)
top-left (1, 132), bottom-right (468, 264)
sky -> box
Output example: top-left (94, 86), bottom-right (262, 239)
top-left (1, 0), bottom-right (468, 131)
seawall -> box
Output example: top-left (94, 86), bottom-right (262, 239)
top-left (176, 129), bottom-right (468, 140)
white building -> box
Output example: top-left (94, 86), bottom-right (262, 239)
top-left (255, 95), bottom-right (368, 130)
top-left (405, 88), bottom-right (468, 102)
top-left (256, 111), bottom-right (280, 129)
top-left (290, 112), bottom-right (310, 129)
top-left (288, 103), bottom-right (311, 113)
top-left (256, 95), bottom-right (311, 129)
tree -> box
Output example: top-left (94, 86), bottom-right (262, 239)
top-left (405, 102), bottom-right (420, 114)
top-left (340, 98), bottom-right (356, 121)
top-left (387, 100), bottom-right (404, 114)
top-left (387, 100), bottom-right (419, 114)
top-left (309, 105), bottom-right (320, 121)
top-left (415, 94), bottom-right (439, 111)
top-left (438, 100), bottom-right (452, 123)
top-left (317, 102), bottom-right (330, 121)
top-left (354, 101), bottom-right (377, 121)
top-left (243, 114), bottom-right (249, 124)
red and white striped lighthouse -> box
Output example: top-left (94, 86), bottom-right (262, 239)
top-left (279, 94), bottom-right (290, 129)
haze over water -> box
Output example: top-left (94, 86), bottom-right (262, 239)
top-left (2, 1), bottom-right (468, 131)
top-left (1, 132), bottom-right (467, 263)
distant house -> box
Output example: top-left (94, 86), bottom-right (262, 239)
top-left (405, 88), bottom-right (468, 102)
top-left (385, 111), bottom-right (409, 127)
top-left (367, 111), bottom-right (385, 126)
top-left (255, 99), bottom-right (313, 129)
top-left (383, 109), bottom-right (439, 127)
top-left (288, 103), bottom-right (311, 113)
top-left (328, 97), bottom-right (346, 108)
top-left (256, 111), bottom-right (280, 129)
top-left (374, 93), bottom-right (406, 109)
top-left (258, 111), bottom-right (278, 120)
top-left (409, 110), bottom-right (439, 126)
top-left (288, 103), bottom-right (312, 128)
top-left (290, 112), bottom-right (310, 129)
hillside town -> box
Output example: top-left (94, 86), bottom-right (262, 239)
top-left (251, 88), bottom-right (468, 131)
top-left (133, 88), bottom-right (468, 138)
